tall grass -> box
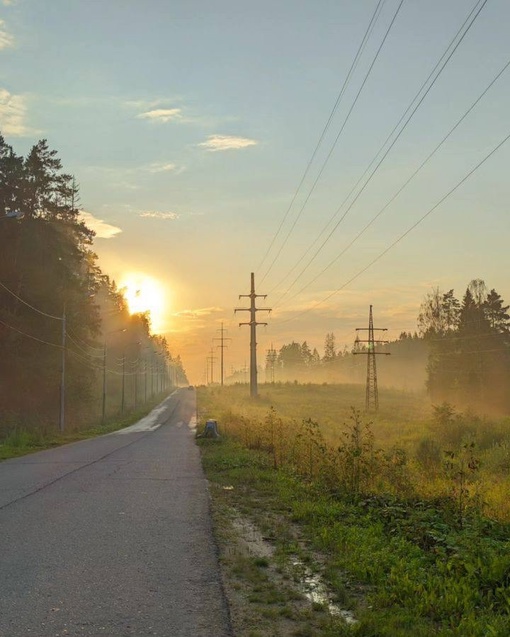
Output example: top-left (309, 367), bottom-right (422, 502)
top-left (198, 384), bottom-right (510, 636)
top-left (198, 383), bottom-right (510, 521)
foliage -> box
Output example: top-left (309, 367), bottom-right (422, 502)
top-left (0, 133), bottom-right (187, 436)
top-left (419, 280), bottom-right (510, 413)
top-left (199, 414), bottom-right (510, 636)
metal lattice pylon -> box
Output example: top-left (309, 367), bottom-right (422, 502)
top-left (354, 305), bottom-right (390, 411)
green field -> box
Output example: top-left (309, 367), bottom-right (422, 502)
top-left (197, 382), bottom-right (510, 636)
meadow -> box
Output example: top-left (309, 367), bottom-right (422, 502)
top-left (197, 382), bottom-right (510, 636)
top-left (199, 382), bottom-right (510, 521)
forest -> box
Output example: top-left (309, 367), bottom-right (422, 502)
top-left (0, 134), bottom-right (187, 437)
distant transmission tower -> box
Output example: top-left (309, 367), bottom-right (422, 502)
top-left (354, 305), bottom-right (390, 411)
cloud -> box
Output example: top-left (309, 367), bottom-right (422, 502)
top-left (198, 134), bottom-right (258, 152)
top-left (0, 20), bottom-right (14, 49)
top-left (79, 211), bottom-right (122, 239)
top-left (174, 307), bottom-right (223, 319)
top-left (2, 1), bottom-right (17, 6)
top-left (145, 161), bottom-right (185, 174)
top-left (140, 211), bottom-right (180, 220)
top-left (138, 108), bottom-right (182, 123)
top-left (0, 89), bottom-right (32, 136)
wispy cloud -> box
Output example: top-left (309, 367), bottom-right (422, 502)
top-left (0, 20), bottom-right (14, 49)
top-left (145, 161), bottom-right (185, 174)
top-left (198, 134), bottom-right (258, 152)
top-left (140, 211), bottom-right (180, 220)
top-left (2, 1), bottom-right (17, 6)
top-left (80, 211), bottom-right (122, 239)
top-left (174, 307), bottom-right (223, 319)
top-left (0, 89), bottom-right (32, 136)
top-left (138, 108), bottom-right (182, 123)
top-left (125, 97), bottom-right (183, 109)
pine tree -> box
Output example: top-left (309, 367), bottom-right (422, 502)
top-left (323, 332), bottom-right (336, 362)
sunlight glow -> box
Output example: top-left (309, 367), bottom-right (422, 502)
top-left (119, 274), bottom-right (167, 332)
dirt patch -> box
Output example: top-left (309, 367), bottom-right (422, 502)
top-left (210, 485), bottom-right (357, 636)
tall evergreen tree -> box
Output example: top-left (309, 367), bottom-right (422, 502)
top-left (323, 332), bottom-right (336, 362)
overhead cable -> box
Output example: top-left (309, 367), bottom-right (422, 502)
top-left (261, 0), bottom-right (406, 284)
top-left (0, 280), bottom-right (63, 321)
top-left (273, 127), bottom-right (510, 325)
top-left (279, 42), bottom-right (506, 308)
top-left (256, 0), bottom-right (386, 277)
top-left (271, 0), bottom-right (489, 305)
top-left (65, 332), bottom-right (104, 358)
top-left (0, 318), bottom-right (62, 348)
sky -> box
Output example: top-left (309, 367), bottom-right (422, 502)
top-left (1, 0), bottom-right (509, 383)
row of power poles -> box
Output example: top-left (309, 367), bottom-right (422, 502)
top-left (206, 322), bottom-right (232, 386)
top-left (211, 274), bottom-right (388, 411)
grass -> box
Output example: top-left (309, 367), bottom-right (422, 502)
top-left (197, 383), bottom-right (510, 636)
top-left (0, 391), bottom-right (170, 461)
top-left (199, 383), bottom-right (510, 521)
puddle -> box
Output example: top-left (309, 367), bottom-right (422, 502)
top-left (291, 558), bottom-right (357, 625)
top-left (231, 516), bottom-right (274, 559)
top-left (188, 415), bottom-right (197, 434)
top-left (230, 513), bottom-right (357, 624)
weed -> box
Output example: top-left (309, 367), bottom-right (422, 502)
top-left (199, 384), bottom-right (510, 637)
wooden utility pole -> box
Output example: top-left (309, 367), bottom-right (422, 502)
top-left (266, 343), bottom-right (277, 383)
top-left (207, 348), bottom-right (217, 385)
top-left (235, 273), bottom-right (271, 398)
top-left (214, 323), bottom-right (231, 386)
top-left (354, 305), bottom-right (390, 411)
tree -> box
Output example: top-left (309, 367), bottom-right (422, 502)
top-left (278, 342), bottom-right (305, 371)
top-left (310, 348), bottom-right (321, 367)
top-left (323, 332), bottom-right (336, 362)
top-left (0, 133), bottom-right (189, 430)
top-left (0, 135), bottom-right (24, 216)
top-left (420, 280), bottom-right (510, 412)
top-left (484, 289), bottom-right (510, 333)
top-left (418, 288), bottom-right (460, 337)
top-left (301, 341), bottom-right (313, 366)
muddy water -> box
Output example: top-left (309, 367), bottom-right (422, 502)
top-left (291, 557), bottom-right (357, 624)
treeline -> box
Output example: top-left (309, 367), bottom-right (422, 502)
top-left (0, 134), bottom-right (187, 434)
top-left (259, 279), bottom-right (510, 412)
top-left (260, 332), bottom-right (428, 391)
top-left (418, 279), bottom-right (510, 413)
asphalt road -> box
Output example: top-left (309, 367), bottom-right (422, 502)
top-left (0, 389), bottom-right (232, 637)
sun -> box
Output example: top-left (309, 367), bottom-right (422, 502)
top-left (119, 274), bottom-right (166, 332)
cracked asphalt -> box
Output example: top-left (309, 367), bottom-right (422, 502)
top-left (0, 389), bottom-right (232, 637)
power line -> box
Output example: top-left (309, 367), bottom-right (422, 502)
top-left (0, 318), bottom-right (62, 348)
top-left (66, 348), bottom-right (139, 376)
top-left (256, 0), bottom-right (386, 276)
top-left (65, 327), bottom-right (104, 352)
top-left (65, 332), bottom-right (104, 358)
top-left (272, 0), bottom-right (489, 306)
top-left (278, 41), bottom-right (506, 309)
top-left (273, 126), bottom-right (510, 326)
top-left (0, 280), bottom-right (63, 321)
top-left (259, 0), bottom-right (406, 284)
